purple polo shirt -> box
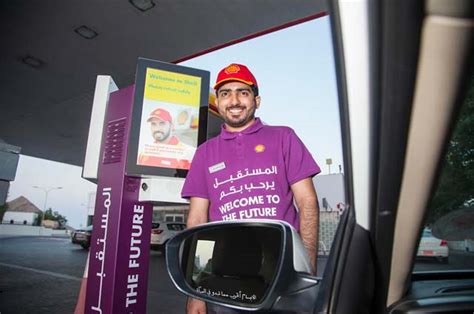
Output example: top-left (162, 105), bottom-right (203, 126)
top-left (181, 118), bottom-right (320, 231)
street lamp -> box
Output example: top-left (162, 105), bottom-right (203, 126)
top-left (32, 186), bottom-right (63, 225)
top-left (326, 158), bottom-right (333, 174)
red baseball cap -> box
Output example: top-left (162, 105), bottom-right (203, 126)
top-left (213, 63), bottom-right (258, 90)
top-left (147, 108), bottom-right (172, 123)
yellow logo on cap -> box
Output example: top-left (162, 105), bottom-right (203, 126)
top-left (254, 144), bottom-right (265, 153)
top-left (225, 64), bottom-right (240, 74)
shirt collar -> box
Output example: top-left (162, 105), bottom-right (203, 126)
top-left (220, 118), bottom-right (264, 140)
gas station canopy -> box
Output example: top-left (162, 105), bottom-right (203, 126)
top-left (0, 0), bottom-right (326, 166)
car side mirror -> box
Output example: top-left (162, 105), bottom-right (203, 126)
top-left (166, 220), bottom-right (321, 312)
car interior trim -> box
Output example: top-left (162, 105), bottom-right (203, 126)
top-left (388, 11), bottom-right (474, 305)
top-left (327, 0), bottom-right (355, 221)
top-left (371, 0), bottom-right (424, 311)
top-left (313, 204), bottom-right (353, 313)
top-left (427, 0), bottom-right (474, 18)
top-left (326, 208), bottom-right (357, 313)
top-left (336, 0), bottom-right (372, 231)
top-left (333, 223), bottom-right (375, 314)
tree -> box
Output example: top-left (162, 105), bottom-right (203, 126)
top-left (33, 214), bottom-right (41, 226)
top-left (42, 208), bottom-right (68, 227)
top-left (428, 75), bottom-right (474, 223)
top-left (0, 203), bottom-right (8, 222)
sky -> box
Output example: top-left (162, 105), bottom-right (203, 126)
top-left (180, 16), bottom-right (343, 173)
top-left (7, 155), bottom-right (96, 229)
top-left (7, 16), bottom-right (343, 229)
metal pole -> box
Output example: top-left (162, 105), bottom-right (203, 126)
top-left (42, 190), bottom-right (49, 222)
top-left (33, 186), bottom-right (62, 225)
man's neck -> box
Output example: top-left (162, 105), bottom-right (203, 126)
top-left (225, 118), bottom-right (256, 133)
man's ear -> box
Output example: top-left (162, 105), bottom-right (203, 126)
top-left (255, 95), bottom-right (261, 109)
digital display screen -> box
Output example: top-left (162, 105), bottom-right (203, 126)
top-left (127, 59), bottom-right (209, 177)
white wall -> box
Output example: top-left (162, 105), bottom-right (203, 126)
top-left (0, 224), bottom-right (52, 236)
top-left (2, 212), bottom-right (38, 225)
top-left (313, 173), bottom-right (346, 212)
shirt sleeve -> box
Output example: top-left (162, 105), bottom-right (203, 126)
top-left (181, 144), bottom-right (209, 199)
top-left (283, 128), bottom-right (321, 185)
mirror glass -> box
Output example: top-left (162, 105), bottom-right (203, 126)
top-left (181, 225), bottom-right (283, 305)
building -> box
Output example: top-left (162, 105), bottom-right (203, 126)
top-left (85, 191), bottom-right (189, 225)
top-left (313, 173), bottom-right (346, 255)
top-left (2, 196), bottom-right (42, 225)
top-left (313, 173), bottom-right (346, 213)
top-left (152, 205), bottom-right (189, 222)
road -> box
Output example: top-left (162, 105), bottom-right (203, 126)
top-left (0, 236), bottom-right (185, 314)
top-left (414, 250), bottom-right (474, 272)
top-left (1, 236), bottom-right (472, 313)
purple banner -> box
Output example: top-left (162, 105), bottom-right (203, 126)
top-left (85, 85), bottom-right (152, 314)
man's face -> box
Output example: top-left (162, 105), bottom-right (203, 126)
top-left (215, 81), bottom-right (261, 131)
top-left (149, 118), bottom-right (172, 142)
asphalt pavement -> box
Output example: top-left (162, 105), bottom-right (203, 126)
top-left (0, 236), bottom-right (86, 314)
top-left (0, 236), bottom-right (186, 314)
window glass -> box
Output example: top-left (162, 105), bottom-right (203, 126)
top-left (167, 223), bottom-right (186, 231)
top-left (165, 214), bottom-right (185, 222)
top-left (414, 75), bottom-right (474, 271)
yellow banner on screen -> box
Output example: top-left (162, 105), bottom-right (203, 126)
top-left (144, 68), bottom-right (201, 107)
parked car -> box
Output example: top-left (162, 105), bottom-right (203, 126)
top-left (151, 221), bottom-right (186, 253)
top-left (71, 225), bottom-right (93, 249)
top-left (416, 228), bottom-right (449, 263)
top-left (71, 222), bottom-right (186, 251)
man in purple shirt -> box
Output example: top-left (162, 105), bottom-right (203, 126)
top-left (182, 63), bottom-right (320, 314)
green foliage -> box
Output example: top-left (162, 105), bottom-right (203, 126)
top-left (33, 214), bottom-right (41, 226)
top-left (43, 208), bottom-right (68, 226)
top-left (0, 203), bottom-right (8, 222)
top-left (427, 75), bottom-right (474, 223)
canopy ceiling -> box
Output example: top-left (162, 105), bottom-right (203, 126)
top-left (0, 1), bottom-right (326, 166)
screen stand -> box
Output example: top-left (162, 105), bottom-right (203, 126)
top-left (85, 85), bottom-right (153, 314)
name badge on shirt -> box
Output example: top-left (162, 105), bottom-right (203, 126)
top-left (209, 162), bottom-right (226, 173)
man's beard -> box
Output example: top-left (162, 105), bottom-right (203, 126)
top-left (153, 129), bottom-right (171, 142)
top-left (222, 104), bottom-right (256, 129)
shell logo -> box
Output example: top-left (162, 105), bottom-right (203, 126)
top-left (254, 144), bottom-right (265, 153)
top-left (225, 64), bottom-right (240, 74)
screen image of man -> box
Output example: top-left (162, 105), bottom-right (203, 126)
top-left (148, 108), bottom-right (177, 144)
top-left (138, 107), bottom-right (194, 169)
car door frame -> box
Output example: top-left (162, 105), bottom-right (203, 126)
top-left (322, 0), bottom-right (473, 313)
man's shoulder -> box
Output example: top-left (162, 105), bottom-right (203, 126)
top-left (199, 134), bottom-right (221, 148)
top-left (188, 136), bottom-right (221, 171)
top-left (192, 136), bottom-right (218, 158)
top-left (260, 123), bottom-right (295, 136)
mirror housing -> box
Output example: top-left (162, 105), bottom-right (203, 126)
top-left (166, 220), bottom-right (320, 312)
